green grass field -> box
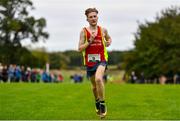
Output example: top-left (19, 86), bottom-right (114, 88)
top-left (0, 83), bottom-right (180, 120)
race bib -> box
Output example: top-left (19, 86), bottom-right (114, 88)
top-left (88, 54), bottom-right (100, 62)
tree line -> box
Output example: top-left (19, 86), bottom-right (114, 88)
top-left (0, 49), bottom-right (124, 69)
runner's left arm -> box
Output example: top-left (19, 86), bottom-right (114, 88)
top-left (103, 28), bottom-right (112, 47)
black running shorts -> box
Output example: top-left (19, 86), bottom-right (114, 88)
top-left (86, 61), bottom-right (107, 78)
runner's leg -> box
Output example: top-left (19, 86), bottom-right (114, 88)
top-left (95, 65), bottom-right (105, 101)
top-left (95, 65), bottom-right (107, 118)
top-left (90, 75), bottom-right (100, 114)
top-left (90, 75), bottom-right (98, 100)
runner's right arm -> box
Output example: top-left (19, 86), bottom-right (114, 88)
top-left (78, 29), bottom-right (90, 52)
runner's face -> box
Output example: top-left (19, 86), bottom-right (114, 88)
top-left (87, 12), bottom-right (98, 26)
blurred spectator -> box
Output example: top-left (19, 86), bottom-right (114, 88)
top-left (36, 69), bottom-right (41, 83)
top-left (30, 69), bottom-right (37, 82)
top-left (159, 75), bottom-right (167, 84)
top-left (139, 72), bottom-right (145, 83)
top-left (71, 74), bottom-right (83, 83)
top-left (2, 65), bottom-right (8, 82)
top-left (130, 71), bottom-right (137, 83)
top-left (50, 73), bottom-right (55, 82)
top-left (14, 65), bottom-right (21, 82)
top-left (7, 64), bottom-right (15, 82)
top-left (57, 73), bottom-right (64, 83)
top-left (21, 66), bottom-right (26, 82)
top-left (174, 74), bottom-right (180, 84)
top-left (0, 63), bottom-right (3, 82)
top-left (26, 67), bottom-right (31, 82)
top-left (42, 71), bottom-right (49, 83)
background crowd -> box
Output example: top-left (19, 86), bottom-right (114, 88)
top-left (0, 63), bottom-right (63, 83)
top-left (128, 71), bottom-right (180, 84)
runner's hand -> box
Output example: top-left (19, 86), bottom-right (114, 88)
top-left (106, 39), bottom-right (111, 47)
top-left (89, 31), bottom-right (96, 44)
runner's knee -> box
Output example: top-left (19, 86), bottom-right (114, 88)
top-left (95, 77), bottom-right (103, 83)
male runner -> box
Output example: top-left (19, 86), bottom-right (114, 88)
top-left (78, 8), bottom-right (112, 118)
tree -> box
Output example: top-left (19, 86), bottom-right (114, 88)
top-left (124, 6), bottom-right (180, 78)
top-left (108, 50), bottom-right (124, 68)
top-left (48, 52), bottom-right (70, 69)
top-left (0, 0), bottom-right (49, 64)
top-left (64, 50), bottom-right (82, 67)
top-left (31, 50), bottom-right (48, 68)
